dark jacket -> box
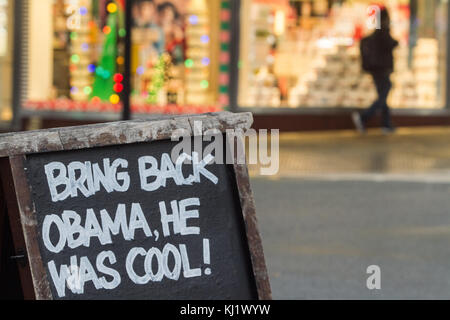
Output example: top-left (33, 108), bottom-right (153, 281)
top-left (361, 28), bottom-right (399, 74)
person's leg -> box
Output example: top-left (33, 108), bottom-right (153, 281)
top-left (361, 73), bottom-right (384, 124)
top-left (361, 99), bottom-right (381, 124)
top-left (379, 76), bottom-right (393, 129)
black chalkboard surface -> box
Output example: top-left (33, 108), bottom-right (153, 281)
top-left (0, 112), bottom-right (271, 300)
top-left (25, 140), bottom-right (256, 300)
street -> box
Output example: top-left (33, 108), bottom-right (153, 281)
top-left (250, 128), bottom-right (450, 299)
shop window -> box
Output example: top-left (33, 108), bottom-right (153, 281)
top-left (130, 0), bottom-right (221, 114)
top-left (24, 0), bottom-right (127, 113)
top-left (23, 0), bottom-right (225, 116)
top-left (238, 0), bottom-right (448, 109)
top-left (0, 0), bottom-right (13, 123)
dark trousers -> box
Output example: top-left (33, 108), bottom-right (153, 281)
top-left (361, 72), bottom-right (393, 129)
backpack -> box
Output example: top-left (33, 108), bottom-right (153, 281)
top-left (360, 35), bottom-right (379, 72)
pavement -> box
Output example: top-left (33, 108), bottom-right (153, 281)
top-left (248, 127), bottom-right (450, 299)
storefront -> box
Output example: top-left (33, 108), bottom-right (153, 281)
top-left (232, 0), bottom-right (450, 130)
top-left (9, 0), bottom-right (232, 130)
top-left (4, 0), bottom-right (450, 131)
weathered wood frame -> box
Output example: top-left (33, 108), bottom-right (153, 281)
top-left (0, 112), bottom-right (272, 300)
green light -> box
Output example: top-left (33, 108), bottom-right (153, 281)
top-left (119, 28), bottom-right (126, 37)
top-left (102, 70), bottom-right (111, 79)
top-left (84, 86), bottom-right (92, 95)
top-left (71, 54), bottom-right (80, 64)
top-left (185, 59), bottom-right (194, 68)
top-left (70, 32), bottom-right (78, 40)
top-left (200, 80), bottom-right (209, 89)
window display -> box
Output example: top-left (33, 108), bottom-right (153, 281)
top-left (238, 0), bottom-right (448, 109)
top-left (130, 0), bottom-right (220, 114)
top-left (25, 0), bottom-right (127, 113)
top-left (23, 0), bottom-right (223, 116)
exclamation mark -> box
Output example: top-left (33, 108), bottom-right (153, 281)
top-left (203, 239), bottom-right (211, 275)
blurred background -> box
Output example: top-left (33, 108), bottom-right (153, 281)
top-left (1, 0), bottom-right (450, 299)
top-left (0, 0), bottom-right (449, 131)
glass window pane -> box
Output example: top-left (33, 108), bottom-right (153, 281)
top-left (238, 0), bottom-right (447, 109)
top-left (407, 0), bottom-right (448, 109)
top-left (130, 0), bottom-right (221, 114)
top-left (25, 0), bottom-right (127, 114)
top-left (23, 0), bottom-right (223, 116)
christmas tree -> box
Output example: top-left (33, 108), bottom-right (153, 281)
top-left (90, 1), bottom-right (124, 102)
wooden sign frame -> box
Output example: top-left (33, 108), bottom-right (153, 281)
top-left (0, 112), bottom-right (272, 300)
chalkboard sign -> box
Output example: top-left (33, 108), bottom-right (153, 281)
top-left (0, 112), bottom-right (271, 300)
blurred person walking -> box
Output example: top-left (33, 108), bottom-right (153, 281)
top-left (352, 7), bottom-right (398, 134)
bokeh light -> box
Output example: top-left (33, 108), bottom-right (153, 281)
top-left (136, 66), bottom-right (145, 75)
top-left (83, 86), bottom-right (92, 95)
top-left (202, 57), bottom-right (210, 66)
top-left (114, 83), bottom-right (124, 93)
top-left (71, 54), bottom-right (80, 64)
top-left (188, 15), bottom-right (199, 25)
top-left (200, 80), bottom-right (209, 89)
top-left (79, 7), bottom-right (88, 16)
top-left (110, 94), bottom-right (120, 104)
top-left (185, 59), bottom-right (194, 68)
top-left (88, 64), bottom-right (96, 73)
top-left (201, 35), bottom-right (210, 43)
top-left (107, 3), bottom-right (117, 13)
top-left (114, 73), bottom-right (124, 83)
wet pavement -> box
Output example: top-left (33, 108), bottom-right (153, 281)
top-left (249, 127), bottom-right (450, 179)
top-left (249, 127), bottom-right (450, 299)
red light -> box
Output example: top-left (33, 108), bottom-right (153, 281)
top-left (114, 83), bottom-right (124, 93)
top-left (114, 73), bottom-right (124, 83)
